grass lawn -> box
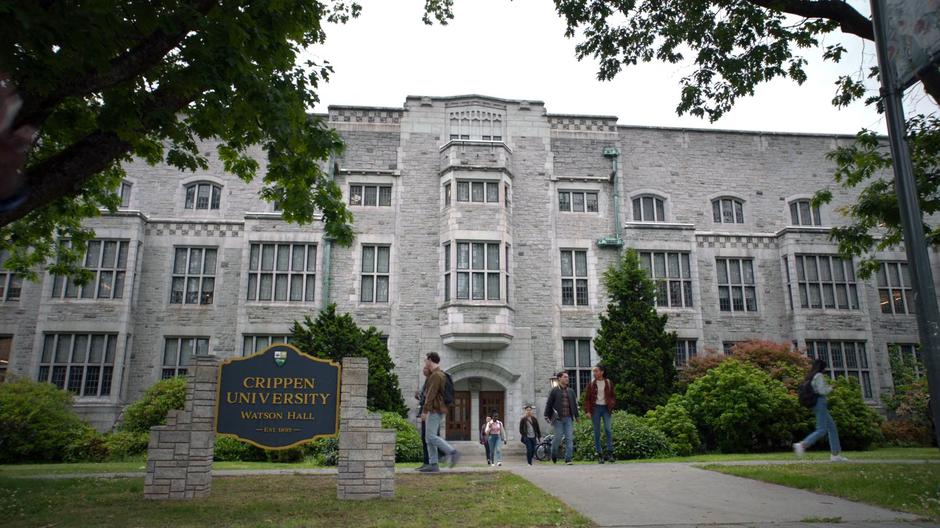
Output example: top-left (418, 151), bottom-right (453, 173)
top-left (0, 473), bottom-right (593, 528)
top-left (705, 463), bottom-right (940, 521)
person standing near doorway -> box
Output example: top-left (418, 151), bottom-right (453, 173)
top-left (481, 414), bottom-right (493, 465)
top-left (485, 412), bottom-right (507, 466)
top-left (518, 405), bottom-right (541, 465)
top-left (585, 364), bottom-right (616, 463)
top-left (544, 371), bottom-right (579, 465)
top-left (419, 352), bottom-right (460, 472)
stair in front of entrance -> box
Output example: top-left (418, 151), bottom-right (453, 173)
top-left (447, 440), bottom-right (526, 458)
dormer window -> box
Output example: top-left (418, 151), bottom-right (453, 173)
top-left (789, 199), bottom-right (821, 226)
top-left (712, 198), bottom-right (744, 224)
top-left (185, 182), bottom-right (221, 210)
top-left (632, 195), bottom-right (666, 222)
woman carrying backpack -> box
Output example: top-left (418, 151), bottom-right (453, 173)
top-left (793, 358), bottom-right (848, 462)
top-left (485, 412), bottom-right (507, 466)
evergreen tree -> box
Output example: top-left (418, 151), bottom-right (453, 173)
top-left (594, 249), bottom-right (677, 414)
top-left (291, 304), bottom-right (408, 417)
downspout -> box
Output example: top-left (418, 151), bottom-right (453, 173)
top-left (596, 147), bottom-right (623, 248)
top-left (322, 158), bottom-right (336, 307)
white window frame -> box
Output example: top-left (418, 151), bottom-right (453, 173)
top-left (793, 254), bottom-right (859, 310)
top-left (38, 333), bottom-right (117, 397)
top-left (349, 184), bottom-right (392, 207)
top-left (563, 338), bottom-right (594, 397)
top-left (560, 249), bottom-right (589, 306)
top-left (452, 241), bottom-right (502, 301)
top-left (675, 339), bottom-right (698, 367)
top-left (716, 258), bottom-right (757, 312)
top-left (712, 197), bottom-right (744, 224)
top-left (170, 247), bottom-right (217, 305)
top-left (639, 251), bottom-right (693, 308)
top-left (246, 243), bottom-right (317, 303)
top-left (52, 240), bottom-right (129, 300)
top-left (0, 251), bottom-right (21, 302)
top-left (184, 182), bottom-right (222, 210)
top-left (632, 195), bottom-right (666, 222)
top-left (789, 199), bottom-right (821, 226)
top-left (119, 180), bottom-right (133, 208)
top-left (162, 337), bottom-right (209, 379)
top-left (360, 245), bottom-right (390, 303)
top-left (455, 180), bottom-right (500, 204)
top-left (877, 261), bottom-right (914, 315)
top-left (242, 335), bottom-right (293, 356)
top-left (806, 340), bottom-right (872, 400)
top-left (558, 190), bottom-right (599, 213)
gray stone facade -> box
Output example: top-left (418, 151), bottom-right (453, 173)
top-left (0, 94), bottom-right (929, 436)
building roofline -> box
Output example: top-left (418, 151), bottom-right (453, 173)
top-left (405, 94), bottom-right (546, 105)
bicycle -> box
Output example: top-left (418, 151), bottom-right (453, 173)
top-left (534, 433), bottom-right (567, 462)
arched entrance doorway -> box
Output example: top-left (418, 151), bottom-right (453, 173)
top-left (444, 361), bottom-right (519, 441)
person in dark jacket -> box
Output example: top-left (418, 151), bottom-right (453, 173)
top-left (518, 405), bottom-right (541, 465)
top-left (544, 371), bottom-right (579, 464)
top-left (414, 364), bottom-right (440, 471)
top-left (584, 364), bottom-right (616, 463)
top-left (480, 414), bottom-right (493, 465)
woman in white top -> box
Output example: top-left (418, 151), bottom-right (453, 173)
top-left (793, 359), bottom-right (848, 462)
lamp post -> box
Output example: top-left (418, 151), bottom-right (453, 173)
top-left (549, 376), bottom-right (559, 389)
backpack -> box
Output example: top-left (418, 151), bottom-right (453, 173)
top-left (798, 378), bottom-right (818, 408)
top-left (442, 371), bottom-right (456, 407)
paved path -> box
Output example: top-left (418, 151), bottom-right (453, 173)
top-left (509, 461), bottom-right (937, 528)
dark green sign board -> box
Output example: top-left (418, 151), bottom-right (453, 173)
top-left (215, 344), bottom-right (340, 449)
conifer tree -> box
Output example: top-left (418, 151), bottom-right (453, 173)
top-left (594, 249), bottom-right (677, 414)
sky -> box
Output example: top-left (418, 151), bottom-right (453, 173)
top-left (304, 0), bottom-right (937, 136)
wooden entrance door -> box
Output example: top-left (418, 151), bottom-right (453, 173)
top-left (446, 391), bottom-right (471, 440)
top-left (479, 391), bottom-right (505, 428)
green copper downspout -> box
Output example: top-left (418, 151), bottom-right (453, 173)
top-left (597, 147), bottom-right (623, 248)
top-left (322, 158), bottom-right (336, 307)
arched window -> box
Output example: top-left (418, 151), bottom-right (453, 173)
top-left (184, 182), bottom-right (222, 210)
top-left (712, 197), bottom-right (744, 224)
top-left (632, 195), bottom-right (666, 222)
top-left (789, 199), bottom-right (821, 226)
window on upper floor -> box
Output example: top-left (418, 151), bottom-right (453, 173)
top-left (0, 251), bottom-right (21, 302)
top-left (675, 339), bottom-right (698, 368)
top-left (456, 180), bottom-right (499, 204)
top-left (712, 198), bottom-right (744, 224)
top-left (243, 335), bottom-right (293, 356)
top-left (51, 240), bottom-right (129, 300)
top-left (716, 258), bottom-right (757, 312)
top-left (119, 181), bottom-right (132, 208)
top-left (559, 191), bottom-right (599, 213)
top-left (247, 243), bottom-right (316, 303)
top-left (639, 251), bottom-right (693, 308)
top-left (170, 247), bottom-right (216, 305)
top-left (450, 241), bottom-right (502, 301)
top-left (162, 337), bottom-right (208, 379)
top-left (184, 182), bottom-right (221, 210)
top-left (791, 254), bottom-right (858, 310)
top-left (39, 333), bottom-right (117, 396)
top-left (349, 184), bottom-right (392, 207)
top-left (789, 199), bottom-right (821, 226)
top-left (563, 338), bottom-right (593, 397)
top-left (877, 262), bottom-right (914, 315)
top-left (560, 249), bottom-right (589, 306)
top-left (632, 195), bottom-right (666, 222)
top-left (361, 245), bottom-right (390, 303)
top-left (806, 340), bottom-right (872, 399)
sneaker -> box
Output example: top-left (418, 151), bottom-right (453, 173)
top-left (418, 464), bottom-right (440, 473)
top-left (792, 443), bottom-right (805, 458)
top-left (448, 450), bottom-right (461, 468)
top-left (597, 452), bottom-right (605, 464)
top-left (551, 454), bottom-right (557, 464)
top-left (606, 452), bottom-right (615, 463)
top-left (830, 454), bottom-right (849, 462)
top-left (527, 461), bottom-right (532, 466)
top-left (415, 464), bottom-right (431, 471)
top-left (496, 461), bottom-right (502, 466)
top-left (489, 463), bottom-right (495, 467)
top-left (565, 460), bottom-right (573, 465)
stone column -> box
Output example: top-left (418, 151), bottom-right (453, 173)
top-left (144, 356), bottom-right (218, 500)
top-left (337, 357), bottom-right (396, 500)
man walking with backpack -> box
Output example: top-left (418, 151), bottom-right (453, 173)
top-left (419, 352), bottom-right (460, 472)
top-left (544, 370), bottom-right (579, 465)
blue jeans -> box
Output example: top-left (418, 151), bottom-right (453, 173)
top-left (522, 436), bottom-right (537, 464)
top-left (487, 434), bottom-right (502, 463)
top-left (800, 396), bottom-right (842, 454)
top-left (425, 412), bottom-right (455, 465)
top-left (592, 405), bottom-right (613, 454)
top-left (551, 417), bottom-right (574, 462)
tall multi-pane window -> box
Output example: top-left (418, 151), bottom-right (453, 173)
top-left (51, 240), bottom-right (129, 300)
top-left (675, 339), bottom-right (697, 367)
top-left (170, 247), bottom-right (216, 305)
top-left (38, 333), bottom-right (116, 396)
top-left (632, 195), bottom-right (665, 222)
top-left (793, 255), bottom-right (859, 310)
top-left (443, 243), bottom-right (451, 302)
top-left (162, 337), bottom-right (208, 379)
top-left (789, 199), bottom-right (821, 226)
top-left (444, 183), bottom-right (451, 207)
top-left (783, 256), bottom-right (794, 310)
top-left (559, 191), bottom-right (599, 213)
top-left (246, 243), bottom-right (316, 302)
top-left (712, 198), bottom-right (744, 223)
top-left (716, 258), bottom-right (757, 312)
top-left (806, 341), bottom-right (872, 399)
top-left (361, 245), bottom-right (390, 303)
top-left (456, 181), bottom-right (499, 203)
top-left (119, 181), bottom-right (132, 208)
top-left (242, 335), bottom-right (292, 356)
top-left (0, 336), bottom-right (10, 382)
top-left (877, 262), bottom-right (914, 314)
top-left (889, 343), bottom-right (922, 378)
top-left (454, 242), bottom-right (500, 300)
top-left (184, 182), bottom-right (221, 210)
top-left (639, 251), bottom-right (693, 308)
top-left (0, 251), bottom-right (22, 301)
top-left (560, 250), bottom-right (588, 306)
top-left (349, 184), bottom-right (392, 207)
top-left (563, 338), bottom-right (593, 396)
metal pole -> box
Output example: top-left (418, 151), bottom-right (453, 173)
top-left (871, 0), bottom-right (940, 447)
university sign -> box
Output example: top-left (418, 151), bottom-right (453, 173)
top-left (215, 344), bottom-right (340, 449)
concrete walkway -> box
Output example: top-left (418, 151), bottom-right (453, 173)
top-left (509, 461), bottom-right (937, 527)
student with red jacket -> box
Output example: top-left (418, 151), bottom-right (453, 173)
top-left (584, 364), bottom-right (616, 463)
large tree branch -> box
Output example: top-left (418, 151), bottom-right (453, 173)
top-left (749, 0), bottom-right (873, 40)
top-left (14, 0), bottom-right (217, 131)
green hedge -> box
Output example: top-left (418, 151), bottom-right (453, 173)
top-left (119, 377), bottom-right (187, 434)
top-left (381, 412), bottom-right (423, 463)
top-left (825, 379), bottom-right (884, 451)
top-left (645, 395), bottom-right (700, 456)
top-left (572, 411), bottom-right (674, 460)
top-left (0, 378), bottom-right (94, 463)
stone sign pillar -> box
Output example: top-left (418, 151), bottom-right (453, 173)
top-left (337, 357), bottom-right (396, 500)
top-left (144, 356), bottom-right (218, 500)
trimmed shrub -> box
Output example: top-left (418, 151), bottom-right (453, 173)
top-left (680, 341), bottom-right (810, 392)
top-left (0, 378), bottom-right (91, 463)
top-left (308, 436), bottom-right (338, 466)
top-left (104, 431), bottom-right (149, 459)
top-left (64, 427), bottom-right (109, 462)
top-left (381, 412), bottom-right (423, 463)
top-left (573, 411), bottom-right (674, 460)
top-left (685, 360), bottom-right (810, 453)
top-left (213, 436), bottom-right (266, 462)
top-left (645, 395), bottom-right (700, 456)
top-left (120, 377), bottom-right (187, 433)
top-left (881, 420), bottom-right (934, 447)
top-left (825, 379), bottom-right (883, 451)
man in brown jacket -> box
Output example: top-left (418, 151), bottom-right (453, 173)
top-left (419, 352), bottom-right (460, 472)
top-left (584, 364), bottom-right (616, 463)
